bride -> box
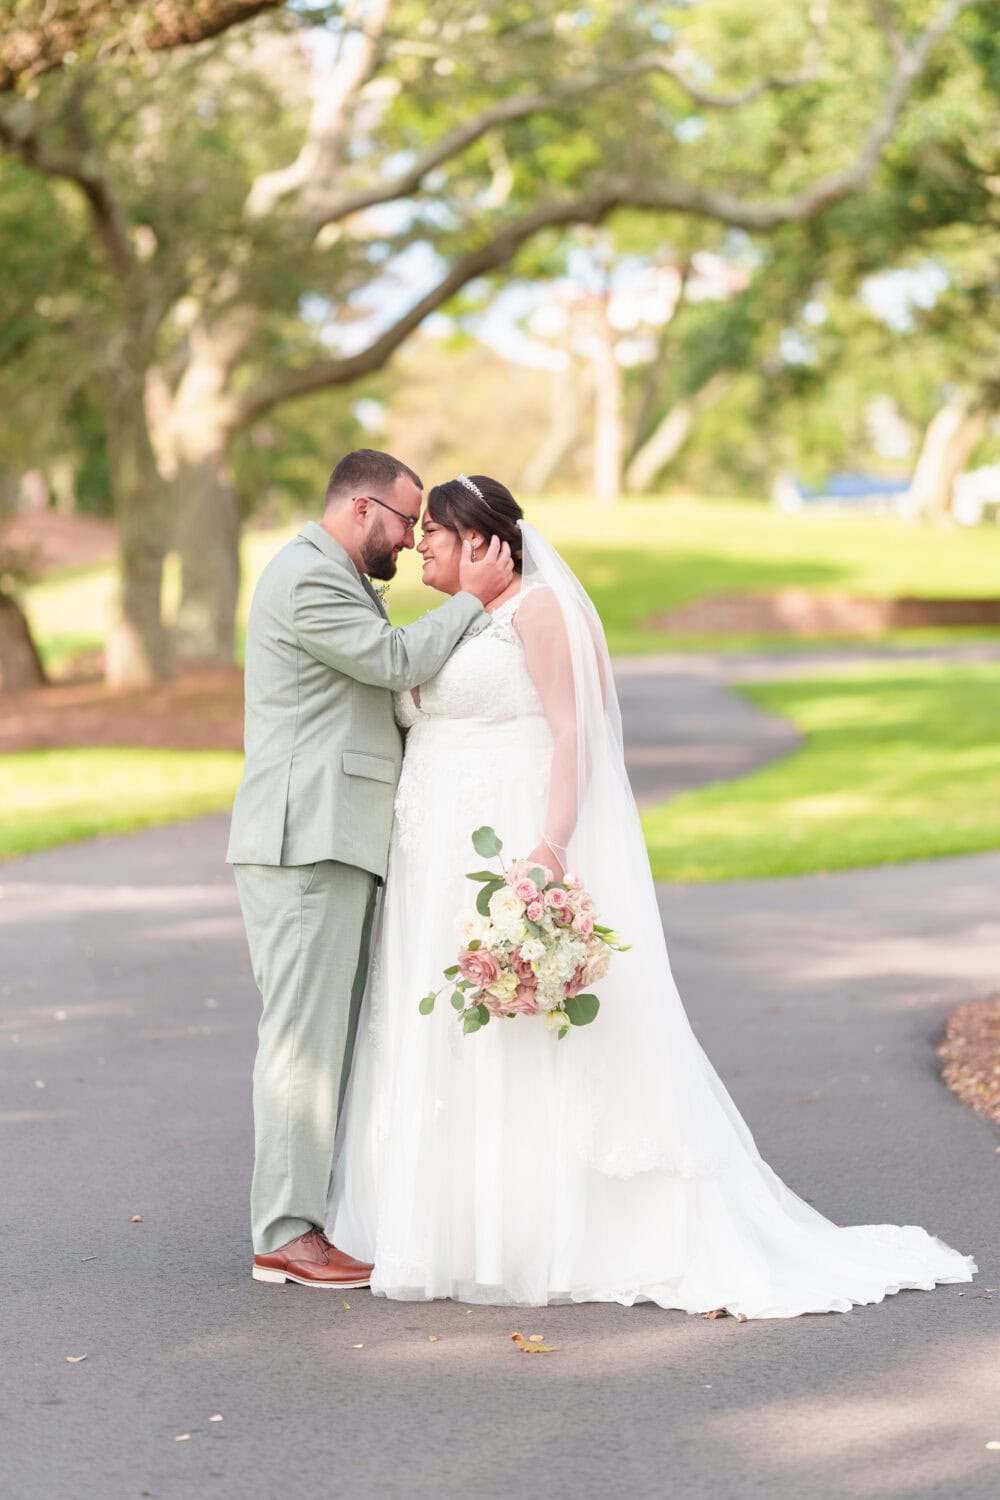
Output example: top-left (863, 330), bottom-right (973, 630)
top-left (327, 474), bottom-right (975, 1317)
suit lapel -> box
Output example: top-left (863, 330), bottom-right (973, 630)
top-left (298, 522), bottom-right (388, 620)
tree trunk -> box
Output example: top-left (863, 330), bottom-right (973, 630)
top-left (906, 395), bottom-right (989, 521)
top-left (0, 591), bottom-right (46, 690)
top-left (625, 372), bottom-right (733, 493)
top-left (155, 318), bottom-right (250, 664)
top-left (518, 365), bottom-right (588, 494)
top-left (591, 297), bottom-right (624, 505)
top-left (173, 453), bottom-right (242, 663)
top-left (103, 366), bottom-right (172, 687)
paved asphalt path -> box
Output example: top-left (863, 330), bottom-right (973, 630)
top-left (3, 657), bottom-right (999, 1500)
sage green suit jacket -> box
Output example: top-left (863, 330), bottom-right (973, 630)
top-left (226, 521), bottom-right (484, 878)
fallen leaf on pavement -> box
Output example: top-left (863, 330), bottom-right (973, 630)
top-left (511, 1332), bottom-right (559, 1353)
top-left (427, 1335), bottom-right (439, 1342)
top-left (65, 1354), bottom-right (87, 1363)
top-left (130, 1215), bottom-right (143, 1223)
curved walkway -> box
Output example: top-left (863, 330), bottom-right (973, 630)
top-left (615, 639), bottom-right (1000, 805)
top-left (3, 653), bottom-right (999, 1500)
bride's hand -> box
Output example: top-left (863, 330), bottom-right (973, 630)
top-left (526, 841), bottom-right (563, 885)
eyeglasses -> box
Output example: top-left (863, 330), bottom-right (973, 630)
top-left (355, 495), bottom-right (420, 534)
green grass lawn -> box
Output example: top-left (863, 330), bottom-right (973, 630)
top-left (0, 748), bottom-right (244, 860)
top-left (12, 499), bottom-right (1000, 873)
top-left (641, 661), bottom-right (1000, 881)
top-left (23, 495), bottom-right (1000, 671)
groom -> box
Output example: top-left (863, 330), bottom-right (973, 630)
top-left (228, 449), bottom-right (512, 1287)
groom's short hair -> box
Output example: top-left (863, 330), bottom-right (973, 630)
top-left (325, 450), bottom-right (422, 508)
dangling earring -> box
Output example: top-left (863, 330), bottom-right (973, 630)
top-left (471, 543), bottom-right (478, 561)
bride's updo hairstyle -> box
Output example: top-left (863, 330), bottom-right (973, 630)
top-left (426, 474), bottom-right (524, 573)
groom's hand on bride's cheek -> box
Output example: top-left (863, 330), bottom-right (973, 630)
top-left (459, 536), bottom-right (514, 603)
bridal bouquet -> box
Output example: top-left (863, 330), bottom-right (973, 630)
top-left (418, 826), bottom-right (628, 1038)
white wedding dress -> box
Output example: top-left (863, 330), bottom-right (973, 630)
top-left (328, 526), bottom-right (975, 1317)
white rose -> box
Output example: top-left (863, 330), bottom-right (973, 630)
top-left (519, 938), bottom-right (546, 963)
top-left (488, 886), bottom-right (527, 939)
top-left (455, 909), bottom-right (492, 947)
top-left (583, 947), bottom-right (611, 984)
top-left (544, 1007), bottom-right (567, 1030)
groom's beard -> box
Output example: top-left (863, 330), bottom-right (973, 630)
top-left (360, 516), bottom-right (398, 581)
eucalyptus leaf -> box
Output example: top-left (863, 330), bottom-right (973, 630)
top-left (418, 993), bottom-right (436, 1016)
top-left (450, 991), bottom-right (466, 1010)
top-left (467, 940), bottom-right (481, 952)
top-left (564, 992), bottom-right (600, 1026)
top-left (463, 1010), bottom-right (482, 1034)
top-left (476, 880), bottom-right (503, 917)
top-left (475, 1004), bottom-right (491, 1026)
top-left (471, 826), bottom-right (503, 859)
top-left (528, 867), bottom-right (547, 887)
top-left (443, 964), bottom-right (460, 979)
top-left (525, 917), bottom-right (543, 939)
top-left (465, 870), bottom-right (502, 882)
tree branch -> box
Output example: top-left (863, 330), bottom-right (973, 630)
top-left (245, 0), bottom-right (393, 220)
top-left (303, 36), bottom-right (832, 231)
top-left (628, 0), bottom-right (984, 231)
top-left (0, 95), bottom-right (131, 275)
top-left (866, 1), bottom-right (908, 62)
top-left (228, 0), bottom-right (975, 431)
top-left (227, 191), bottom-right (621, 429)
top-left (0, 0), bottom-right (287, 92)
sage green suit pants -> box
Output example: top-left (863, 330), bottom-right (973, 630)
top-left (233, 860), bottom-right (377, 1254)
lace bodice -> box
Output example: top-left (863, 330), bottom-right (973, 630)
top-left (393, 594), bottom-right (544, 729)
top-left (390, 594), bottom-right (552, 862)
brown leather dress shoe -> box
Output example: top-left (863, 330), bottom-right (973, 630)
top-left (252, 1227), bottom-right (373, 1288)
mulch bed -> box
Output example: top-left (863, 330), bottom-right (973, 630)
top-left (938, 998), bottom-right (1000, 1130)
top-left (4, 511), bottom-right (117, 573)
top-left (0, 667), bottom-right (244, 753)
top-left (652, 591), bottom-right (1000, 636)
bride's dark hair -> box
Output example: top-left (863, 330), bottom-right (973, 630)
top-left (426, 475), bottom-right (524, 573)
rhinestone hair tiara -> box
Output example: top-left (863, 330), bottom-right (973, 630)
top-left (455, 473), bottom-right (483, 500)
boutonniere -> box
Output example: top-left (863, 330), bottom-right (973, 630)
top-left (371, 579), bottom-right (390, 607)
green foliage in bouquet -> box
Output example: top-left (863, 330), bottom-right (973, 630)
top-left (418, 827), bottom-right (627, 1039)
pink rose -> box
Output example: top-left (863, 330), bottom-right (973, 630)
top-left (563, 872), bottom-right (584, 891)
top-left (509, 984), bottom-right (539, 1020)
top-left (458, 948), bottom-right (501, 988)
top-left (526, 900), bottom-right (544, 922)
top-left (572, 913), bottom-right (594, 938)
top-left (565, 963), bottom-right (588, 998)
top-left (504, 860), bottom-right (534, 887)
top-left (545, 887), bottom-right (569, 912)
top-left (485, 973), bottom-right (538, 1017)
top-left (511, 947), bottom-right (535, 980)
top-left (569, 889), bottom-right (596, 916)
top-left (514, 878), bottom-right (540, 903)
